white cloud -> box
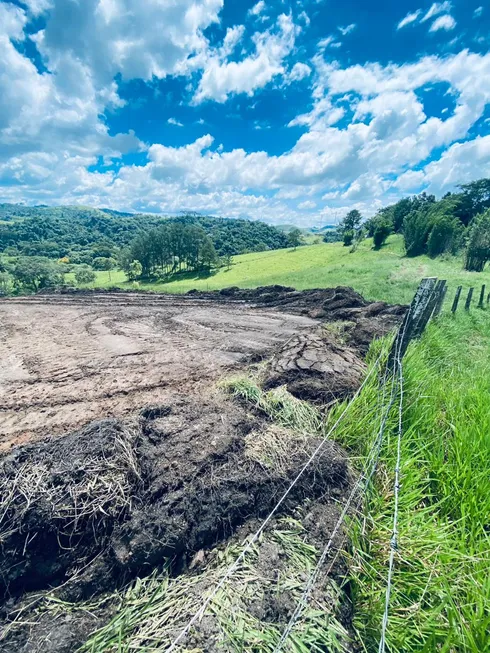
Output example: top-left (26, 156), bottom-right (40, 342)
top-left (318, 36), bottom-right (342, 49)
top-left (288, 62), bottom-right (312, 82)
top-left (397, 10), bottom-right (422, 30)
top-left (168, 118), bottom-right (184, 127)
top-left (298, 11), bottom-right (310, 26)
top-left (1, 2), bottom-right (490, 226)
top-left (248, 1), bottom-right (266, 16)
top-left (421, 2), bottom-right (452, 22)
top-left (429, 14), bottom-right (456, 32)
top-left (298, 200), bottom-right (316, 209)
top-left (193, 14), bottom-right (300, 103)
top-left (474, 6), bottom-right (484, 18)
top-left (338, 23), bottom-right (356, 36)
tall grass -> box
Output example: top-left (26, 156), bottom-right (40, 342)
top-left (224, 313), bottom-right (490, 651)
top-left (331, 312), bottom-right (490, 651)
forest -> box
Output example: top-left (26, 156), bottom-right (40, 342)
top-left (0, 205), bottom-right (288, 262)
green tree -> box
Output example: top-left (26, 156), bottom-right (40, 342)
top-left (427, 215), bottom-right (463, 258)
top-left (403, 209), bottom-right (433, 257)
top-left (0, 271), bottom-right (14, 296)
top-left (464, 210), bottom-right (490, 272)
top-left (287, 228), bottom-right (303, 250)
top-left (12, 257), bottom-right (64, 292)
top-left (339, 210), bottom-right (362, 235)
top-left (372, 215), bottom-right (393, 249)
top-left (126, 260), bottom-right (143, 281)
top-left (75, 265), bottom-right (96, 285)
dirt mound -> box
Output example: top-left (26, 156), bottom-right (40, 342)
top-left (191, 285), bottom-right (407, 354)
top-left (0, 395), bottom-right (350, 609)
top-left (264, 332), bottom-right (366, 404)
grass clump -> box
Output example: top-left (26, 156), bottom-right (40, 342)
top-left (335, 312), bottom-right (490, 651)
top-left (220, 378), bottom-right (323, 436)
top-left (79, 518), bottom-right (349, 652)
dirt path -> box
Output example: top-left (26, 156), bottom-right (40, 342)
top-left (0, 294), bottom-right (317, 450)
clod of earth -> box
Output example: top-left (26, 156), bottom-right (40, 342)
top-left (264, 332), bottom-right (367, 403)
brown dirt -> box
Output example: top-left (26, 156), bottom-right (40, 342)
top-left (0, 293), bottom-right (317, 451)
top-left (264, 332), bottom-right (367, 404)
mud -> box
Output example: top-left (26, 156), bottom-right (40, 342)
top-left (0, 396), bottom-right (351, 652)
top-left (0, 293), bottom-right (317, 451)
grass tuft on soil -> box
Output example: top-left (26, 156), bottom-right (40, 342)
top-left (79, 517), bottom-right (350, 652)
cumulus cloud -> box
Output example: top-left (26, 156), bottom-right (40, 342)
top-left (429, 14), bottom-right (456, 32)
top-left (288, 62), bottom-right (312, 82)
top-left (474, 6), bottom-right (484, 18)
top-left (193, 14), bottom-right (300, 103)
top-left (168, 118), bottom-right (184, 127)
top-left (248, 1), bottom-right (266, 17)
top-left (1, 1), bottom-right (490, 226)
top-left (397, 10), bottom-right (422, 30)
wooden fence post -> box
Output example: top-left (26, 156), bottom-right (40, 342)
top-left (465, 287), bottom-right (474, 311)
top-left (487, 292), bottom-right (490, 305)
top-left (478, 284), bottom-right (486, 308)
top-left (387, 278), bottom-right (438, 372)
top-left (433, 280), bottom-right (447, 317)
top-left (451, 286), bottom-right (462, 313)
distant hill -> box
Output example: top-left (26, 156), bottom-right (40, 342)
top-left (0, 204), bottom-right (289, 263)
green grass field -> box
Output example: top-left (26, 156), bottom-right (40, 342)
top-left (84, 235), bottom-right (490, 305)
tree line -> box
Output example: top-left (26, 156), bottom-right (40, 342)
top-left (334, 178), bottom-right (490, 271)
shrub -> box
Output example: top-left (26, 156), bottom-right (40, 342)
top-left (464, 209), bottom-right (490, 271)
top-left (75, 265), bottom-right (96, 285)
top-left (343, 230), bottom-right (354, 247)
top-left (372, 216), bottom-right (393, 249)
top-left (427, 215), bottom-right (463, 258)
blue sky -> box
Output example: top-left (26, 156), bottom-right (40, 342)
top-left (0, 0), bottom-right (489, 226)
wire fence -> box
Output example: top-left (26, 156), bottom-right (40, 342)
top-left (165, 276), bottom-right (479, 653)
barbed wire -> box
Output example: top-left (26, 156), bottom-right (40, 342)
top-left (164, 353), bottom-right (384, 653)
top-left (378, 311), bottom-right (406, 653)
top-left (273, 302), bottom-right (413, 653)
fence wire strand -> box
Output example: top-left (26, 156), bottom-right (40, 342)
top-left (164, 353), bottom-right (384, 653)
top-left (273, 308), bottom-right (412, 653)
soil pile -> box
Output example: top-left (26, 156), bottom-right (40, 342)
top-left (264, 332), bottom-right (366, 403)
top-left (0, 395), bottom-right (351, 651)
top-left (196, 285), bottom-right (406, 354)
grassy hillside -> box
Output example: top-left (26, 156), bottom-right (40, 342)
top-left (86, 235), bottom-right (490, 305)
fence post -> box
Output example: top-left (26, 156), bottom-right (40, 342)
top-left (432, 280), bottom-right (447, 318)
top-left (414, 278), bottom-right (441, 338)
top-left (487, 292), bottom-right (490, 305)
top-left (387, 278), bottom-right (437, 372)
top-left (478, 284), bottom-right (486, 308)
top-left (465, 287), bottom-right (474, 311)
top-left (451, 286), bottom-right (462, 313)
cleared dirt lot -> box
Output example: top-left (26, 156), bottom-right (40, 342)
top-left (0, 293), bottom-right (317, 450)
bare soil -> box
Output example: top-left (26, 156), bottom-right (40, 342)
top-left (0, 293), bottom-right (317, 451)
